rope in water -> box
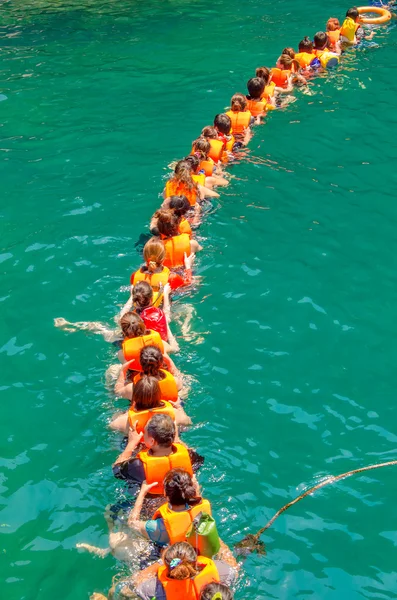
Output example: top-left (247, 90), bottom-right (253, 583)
top-left (252, 459), bottom-right (397, 541)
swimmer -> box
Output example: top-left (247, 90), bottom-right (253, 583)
top-left (311, 31), bottom-right (341, 70)
top-left (272, 54), bottom-right (307, 91)
top-left (200, 583), bottom-right (234, 600)
top-left (185, 154), bottom-right (227, 191)
top-left (131, 236), bottom-right (196, 293)
top-left (151, 195), bottom-right (193, 237)
top-left (245, 77), bottom-right (268, 117)
top-left (118, 311), bottom-right (176, 365)
top-left (155, 209), bottom-right (202, 270)
top-left (113, 414), bottom-right (203, 496)
top-left (114, 345), bottom-right (182, 402)
top-left (191, 137), bottom-right (219, 178)
top-left (282, 46), bottom-right (296, 58)
top-left (226, 93), bottom-right (254, 144)
top-left (213, 114), bottom-right (236, 157)
top-left (340, 7), bottom-right (375, 44)
top-left (326, 17), bottom-right (341, 50)
top-left (110, 375), bottom-right (191, 434)
top-left (128, 468), bottom-right (237, 566)
top-left (294, 37), bottom-right (316, 69)
top-left (255, 66), bottom-right (277, 107)
top-left (201, 125), bottom-right (226, 164)
top-left (163, 159), bottom-right (205, 209)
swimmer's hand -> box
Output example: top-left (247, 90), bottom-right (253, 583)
top-left (163, 283), bottom-right (171, 297)
top-left (184, 252), bottom-right (195, 270)
top-left (128, 422), bottom-right (143, 444)
top-left (140, 480), bottom-right (159, 496)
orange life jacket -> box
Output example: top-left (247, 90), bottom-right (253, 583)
top-left (137, 443), bottom-right (193, 495)
top-left (153, 498), bottom-right (212, 547)
top-left (128, 400), bottom-right (175, 433)
top-left (131, 266), bottom-right (170, 290)
top-left (246, 97), bottom-right (267, 117)
top-left (157, 556), bottom-right (220, 600)
top-left (122, 330), bottom-right (164, 365)
top-left (165, 179), bottom-right (198, 207)
top-left (191, 173), bottom-right (206, 187)
top-left (327, 29), bottom-right (340, 47)
top-left (163, 234), bottom-right (191, 269)
top-left (199, 159), bottom-right (214, 177)
top-left (207, 139), bottom-right (224, 163)
top-left (225, 110), bottom-right (251, 136)
top-left (270, 67), bottom-right (290, 88)
top-left (134, 369), bottom-right (179, 402)
top-left (264, 81), bottom-right (276, 98)
top-left (178, 218), bottom-right (192, 237)
top-left (295, 51), bottom-right (315, 68)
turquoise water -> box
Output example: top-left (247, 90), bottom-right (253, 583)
top-left (2, 0), bottom-right (397, 598)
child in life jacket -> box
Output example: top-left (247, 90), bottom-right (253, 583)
top-left (156, 208), bottom-right (202, 269)
top-left (312, 31), bottom-right (341, 70)
top-left (226, 93), bottom-right (254, 145)
top-left (213, 113), bottom-right (237, 157)
top-left (151, 195), bottom-right (193, 237)
top-left (326, 17), bottom-right (341, 50)
top-left (255, 67), bottom-right (277, 109)
top-left (115, 344), bottom-right (183, 401)
top-left (201, 126), bottom-right (226, 164)
top-left (271, 54), bottom-right (307, 91)
top-left (245, 77), bottom-right (268, 118)
top-left (191, 137), bottom-right (229, 186)
top-left (131, 237), bottom-right (193, 292)
top-left (130, 543), bottom-right (237, 600)
top-left (294, 37), bottom-right (315, 69)
top-left (131, 281), bottom-right (171, 343)
top-left (113, 414), bottom-right (202, 496)
top-left (339, 7), bottom-right (362, 44)
top-left (185, 154), bottom-right (227, 191)
top-left (163, 159), bottom-right (204, 209)
top-left (128, 468), bottom-right (237, 566)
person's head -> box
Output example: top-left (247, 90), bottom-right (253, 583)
top-left (169, 195), bottom-right (190, 218)
top-left (313, 31), bottom-right (328, 50)
top-left (132, 281), bottom-right (153, 312)
top-left (200, 583), bottom-right (234, 600)
top-left (172, 159), bottom-right (196, 190)
top-left (346, 6), bottom-right (359, 21)
top-left (139, 344), bottom-right (163, 377)
top-left (132, 375), bottom-right (161, 411)
top-left (201, 126), bottom-right (218, 139)
top-left (144, 413), bottom-right (176, 450)
top-left (164, 468), bottom-right (198, 505)
top-left (255, 66), bottom-right (270, 83)
top-left (142, 237), bottom-right (165, 271)
top-left (120, 312), bottom-right (146, 339)
top-left (156, 208), bottom-right (179, 238)
top-left (298, 36), bottom-right (313, 53)
top-left (276, 53), bottom-right (295, 70)
top-left (184, 154), bottom-right (200, 174)
top-left (162, 542), bottom-right (198, 580)
top-left (192, 136), bottom-right (211, 160)
top-left (326, 17), bottom-right (340, 31)
top-left (282, 47), bottom-right (295, 58)
top-left (247, 77), bottom-right (265, 99)
top-left (230, 93), bottom-right (247, 112)
top-left (214, 113), bottom-right (231, 135)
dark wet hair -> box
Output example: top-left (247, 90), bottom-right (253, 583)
top-left (255, 66), bottom-right (270, 83)
top-left (169, 195), bottom-right (190, 217)
top-left (299, 36), bottom-right (313, 52)
top-left (120, 312), bottom-right (146, 338)
top-left (164, 468), bottom-right (197, 505)
top-left (156, 208), bottom-right (179, 238)
top-left (247, 77), bottom-right (265, 99)
top-left (140, 345), bottom-right (163, 377)
top-left (133, 281), bottom-right (153, 312)
top-left (133, 375), bottom-right (162, 411)
top-left (163, 542), bottom-right (198, 580)
top-left (313, 31), bottom-right (328, 49)
top-left (200, 583), bottom-right (234, 600)
top-left (230, 93), bottom-right (247, 112)
top-left (346, 6), bottom-right (359, 19)
top-left (146, 413), bottom-right (176, 446)
top-left (214, 113), bottom-right (231, 135)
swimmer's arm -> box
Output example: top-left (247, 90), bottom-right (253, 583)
top-left (128, 481), bottom-right (158, 535)
top-left (162, 283), bottom-right (171, 322)
top-left (199, 184), bottom-right (220, 199)
top-left (218, 539), bottom-right (239, 570)
top-left (113, 427), bottom-right (143, 466)
top-left (118, 293), bottom-right (134, 320)
top-left (190, 239), bottom-right (202, 253)
top-left (114, 365), bottom-right (134, 399)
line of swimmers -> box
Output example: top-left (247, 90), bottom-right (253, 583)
top-left (55, 6), bottom-right (391, 600)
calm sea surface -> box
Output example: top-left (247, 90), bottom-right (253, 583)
top-left (1, 1), bottom-right (397, 598)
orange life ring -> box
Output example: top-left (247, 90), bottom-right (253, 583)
top-left (357, 6), bottom-right (391, 24)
